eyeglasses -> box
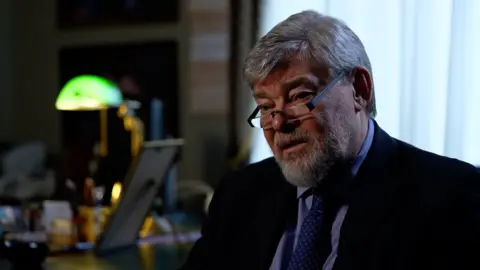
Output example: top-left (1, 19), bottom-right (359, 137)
top-left (247, 71), bottom-right (347, 129)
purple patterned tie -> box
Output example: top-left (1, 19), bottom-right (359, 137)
top-left (287, 191), bottom-right (334, 270)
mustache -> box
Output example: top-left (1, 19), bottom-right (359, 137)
top-left (274, 129), bottom-right (312, 149)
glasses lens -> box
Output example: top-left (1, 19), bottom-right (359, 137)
top-left (250, 117), bottom-right (262, 128)
top-left (261, 116), bottom-right (272, 129)
top-left (251, 116), bottom-right (273, 129)
top-left (286, 103), bottom-right (310, 117)
top-left (249, 103), bottom-right (313, 129)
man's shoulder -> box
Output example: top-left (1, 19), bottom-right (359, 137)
top-left (394, 138), bottom-right (479, 188)
top-left (373, 121), bottom-right (478, 180)
top-left (396, 139), bottom-right (476, 172)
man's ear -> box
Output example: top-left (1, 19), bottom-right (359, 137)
top-left (352, 66), bottom-right (372, 112)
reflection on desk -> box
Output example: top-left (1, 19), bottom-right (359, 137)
top-left (48, 243), bottom-right (193, 270)
top-left (1, 239), bottom-right (194, 270)
top-left (0, 213), bottom-right (200, 270)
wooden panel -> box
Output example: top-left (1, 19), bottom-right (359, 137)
top-left (191, 61), bottom-right (229, 87)
top-left (58, 23), bottom-right (181, 46)
top-left (190, 61), bottom-right (229, 113)
top-left (189, 0), bottom-right (228, 11)
top-left (191, 33), bottom-right (229, 61)
top-left (189, 0), bottom-right (230, 114)
top-left (191, 10), bottom-right (229, 35)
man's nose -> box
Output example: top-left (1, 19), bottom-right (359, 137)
top-left (271, 111), bottom-right (287, 131)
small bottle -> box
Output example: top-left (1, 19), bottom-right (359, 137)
top-left (83, 177), bottom-right (95, 206)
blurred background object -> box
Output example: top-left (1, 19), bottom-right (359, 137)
top-left (57, 0), bottom-right (179, 28)
top-left (0, 142), bottom-right (56, 202)
top-left (0, 0), bottom-right (235, 267)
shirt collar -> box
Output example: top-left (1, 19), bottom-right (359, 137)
top-left (296, 119), bottom-right (375, 199)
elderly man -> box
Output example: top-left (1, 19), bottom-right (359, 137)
top-left (180, 10), bottom-right (480, 270)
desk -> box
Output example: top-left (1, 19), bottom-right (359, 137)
top-left (48, 243), bottom-right (192, 270)
top-left (1, 242), bottom-right (193, 270)
top-left (0, 207), bottom-right (201, 269)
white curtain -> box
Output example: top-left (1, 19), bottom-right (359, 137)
top-left (250, 0), bottom-right (480, 166)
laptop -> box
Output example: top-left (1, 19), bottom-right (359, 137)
top-left (94, 138), bottom-right (184, 255)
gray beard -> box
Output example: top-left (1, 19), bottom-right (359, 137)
top-left (275, 124), bottom-right (351, 187)
top-left (276, 137), bottom-right (338, 187)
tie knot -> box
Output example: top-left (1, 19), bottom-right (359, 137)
top-left (311, 187), bottom-right (343, 215)
top-left (310, 193), bottom-right (324, 211)
top-left (313, 167), bottom-right (353, 205)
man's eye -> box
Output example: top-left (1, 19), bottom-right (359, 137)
top-left (291, 92), bottom-right (314, 101)
top-left (259, 105), bottom-right (271, 111)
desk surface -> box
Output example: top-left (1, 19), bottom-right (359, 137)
top-left (48, 243), bottom-right (192, 270)
top-left (0, 205), bottom-right (201, 269)
top-left (1, 243), bottom-right (192, 270)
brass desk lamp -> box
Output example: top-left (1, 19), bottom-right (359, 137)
top-left (55, 75), bottom-right (123, 157)
top-left (55, 75), bottom-right (145, 205)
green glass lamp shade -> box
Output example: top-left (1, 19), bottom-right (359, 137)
top-left (55, 75), bottom-right (123, 111)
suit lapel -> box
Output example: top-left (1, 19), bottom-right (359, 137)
top-left (334, 122), bottom-right (405, 269)
top-left (244, 159), bottom-right (297, 269)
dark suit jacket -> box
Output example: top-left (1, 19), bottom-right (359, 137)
top-left (180, 123), bottom-right (480, 270)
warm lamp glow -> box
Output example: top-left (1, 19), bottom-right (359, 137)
top-left (55, 75), bottom-right (123, 111)
top-left (111, 182), bottom-right (122, 206)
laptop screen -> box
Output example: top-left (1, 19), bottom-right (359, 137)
top-left (95, 139), bottom-right (184, 254)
